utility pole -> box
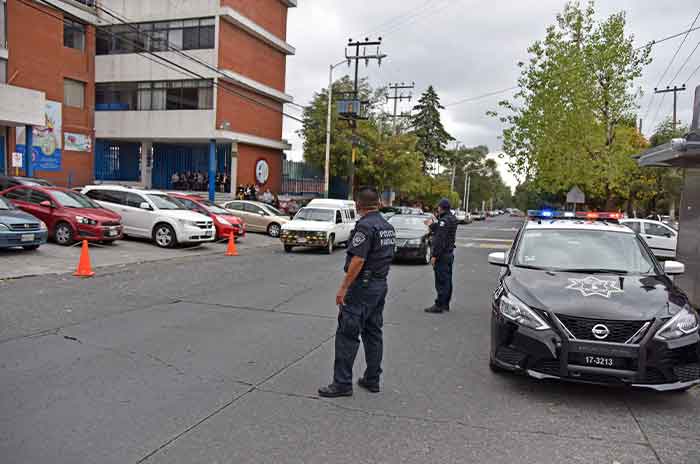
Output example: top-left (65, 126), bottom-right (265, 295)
top-left (386, 82), bottom-right (414, 134)
top-left (344, 37), bottom-right (385, 200)
top-left (655, 85), bottom-right (687, 129)
top-left (449, 140), bottom-right (461, 192)
top-left (324, 59), bottom-right (351, 198)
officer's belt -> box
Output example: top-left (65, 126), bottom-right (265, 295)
top-left (361, 270), bottom-right (388, 280)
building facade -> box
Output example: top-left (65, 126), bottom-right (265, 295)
top-left (1, 0), bottom-right (295, 198)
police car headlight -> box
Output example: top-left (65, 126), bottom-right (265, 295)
top-left (499, 293), bottom-right (550, 331)
top-left (406, 238), bottom-right (422, 247)
top-left (654, 306), bottom-right (699, 340)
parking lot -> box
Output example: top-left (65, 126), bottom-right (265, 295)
top-left (0, 233), bottom-right (279, 280)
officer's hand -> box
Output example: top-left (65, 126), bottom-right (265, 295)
top-left (430, 257), bottom-right (437, 268)
top-left (336, 287), bottom-right (347, 306)
top-left (423, 218), bottom-right (433, 226)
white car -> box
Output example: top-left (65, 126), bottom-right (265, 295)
top-left (280, 199), bottom-right (357, 254)
top-left (82, 185), bottom-right (214, 248)
top-left (453, 209), bottom-right (470, 224)
top-left (620, 219), bottom-right (678, 258)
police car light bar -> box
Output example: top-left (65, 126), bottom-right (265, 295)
top-left (527, 210), bottom-right (622, 221)
top-left (527, 210), bottom-right (575, 219)
top-left (575, 211), bottom-right (622, 221)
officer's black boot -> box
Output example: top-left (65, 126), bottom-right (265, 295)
top-left (424, 305), bottom-right (444, 313)
top-left (358, 377), bottom-right (381, 393)
top-left (318, 383), bottom-right (353, 398)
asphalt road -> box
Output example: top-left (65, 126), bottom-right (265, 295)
top-left (1, 216), bottom-right (698, 463)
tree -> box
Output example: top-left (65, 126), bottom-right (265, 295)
top-left (492, 1), bottom-right (651, 208)
top-left (411, 86), bottom-right (454, 172)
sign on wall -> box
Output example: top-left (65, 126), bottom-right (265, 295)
top-left (64, 132), bottom-right (91, 152)
top-left (255, 159), bottom-right (270, 185)
top-left (11, 152), bottom-right (23, 168)
top-left (15, 100), bottom-right (62, 171)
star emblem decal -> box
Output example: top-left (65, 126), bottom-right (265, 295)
top-left (566, 276), bottom-right (623, 298)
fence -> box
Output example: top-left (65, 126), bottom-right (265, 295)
top-left (94, 141), bottom-right (141, 182)
top-left (282, 160), bottom-right (324, 195)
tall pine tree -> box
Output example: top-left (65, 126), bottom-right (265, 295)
top-left (411, 86), bottom-right (454, 173)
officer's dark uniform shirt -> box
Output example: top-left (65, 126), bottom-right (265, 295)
top-left (430, 211), bottom-right (458, 257)
top-left (344, 211), bottom-right (396, 276)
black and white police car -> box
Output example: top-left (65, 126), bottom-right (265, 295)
top-left (488, 210), bottom-right (700, 391)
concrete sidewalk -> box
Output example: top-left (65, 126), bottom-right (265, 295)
top-left (0, 233), bottom-right (279, 280)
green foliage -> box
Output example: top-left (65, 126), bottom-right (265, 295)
top-left (493, 1), bottom-right (651, 208)
top-left (411, 86), bottom-right (454, 170)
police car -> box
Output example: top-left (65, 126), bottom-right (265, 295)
top-left (488, 210), bottom-right (700, 391)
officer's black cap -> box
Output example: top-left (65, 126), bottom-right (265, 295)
top-left (438, 198), bottom-right (451, 210)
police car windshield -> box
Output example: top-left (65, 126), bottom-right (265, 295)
top-left (515, 229), bottom-right (656, 274)
top-left (388, 215), bottom-right (427, 229)
top-left (295, 208), bottom-right (335, 222)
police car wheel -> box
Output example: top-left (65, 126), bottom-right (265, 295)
top-left (489, 359), bottom-right (508, 374)
top-left (325, 235), bottom-right (335, 254)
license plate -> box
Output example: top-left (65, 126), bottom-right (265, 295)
top-left (107, 229), bottom-right (118, 237)
top-left (297, 237), bottom-right (306, 244)
top-left (569, 353), bottom-right (626, 369)
top-left (204, 231), bottom-right (213, 237)
top-left (21, 234), bottom-right (35, 242)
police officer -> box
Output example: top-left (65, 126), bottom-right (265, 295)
top-left (425, 198), bottom-right (458, 314)
top-left (319, 187), bottom-right (395, 398)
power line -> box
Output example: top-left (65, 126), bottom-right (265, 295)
top-left (445, 22), bottom-right (700, 109)
top-left (359, 0), bottom-right (443, 37)
top-left (379, 0), bottom-right (452, 37)
top-left (643, 9), bottom-right (700, 119)
top-left (671, 38), bottom-right (700, 83)
top-left (686, 60), bottom-right (700, 84)
top-left (24, 0), bottom-right (305, 124)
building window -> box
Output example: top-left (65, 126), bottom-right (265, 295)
top-left (0, 58), bottom-right (6, 84)
top-left (96, 80), bottom-right (213, 111)
top-left (64, 18), bottom-right (86, 51)
top-left (64, 78), bottom-right (86, 108)
top-left (96, 17), bottom-right (215, 55)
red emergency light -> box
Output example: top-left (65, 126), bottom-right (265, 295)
top-left (575, 211), bottom-right (622, 221)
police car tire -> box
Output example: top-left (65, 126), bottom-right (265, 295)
top-left (325, 235), bottom-right (335, 254)
top-left (489, 359), bottom-right (508, 374)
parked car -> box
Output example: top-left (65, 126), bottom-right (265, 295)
top-left (1, 185), bottom-right (123, 246)
top-left (82, 185), bottom-right (214, 248)
top-left (620, 219), bottom-right (678, 259)
top-left (389, 214), bottom-right (433, 264)
top-left (219, 200), bottom-right (290, 237)
top-left (646, 214), bottom-right (679, 231)
top-left (453, 209), bottom-right (470, 224)
top-left (0, 175), bottom-right (53, 190)
top-left (0, 196), bottom-right (48, 250)
top-left (280, 199), bottom-right (357, 253)
top-left (472, 211), bottom-right (486, 221)
top-left (170, 193), bottom-right (246, 241)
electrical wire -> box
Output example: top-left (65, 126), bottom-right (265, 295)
top-left (670, 38), bottom-right (700, 83)
top-left (685, 60), bottom-right (700, 84)
top-left (25, 0), bottom-right (305, 123)
top-left (359, 0), bottom-right (443, 38)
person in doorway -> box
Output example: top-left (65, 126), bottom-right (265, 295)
top-left (424, 198), bottom-right (458, 314)
top-left (171, 172), bottom-right (180, 189)
top-left (318, 187), bottom-right (396, 397)
top-left (262, 188), bottom-right (274, 205)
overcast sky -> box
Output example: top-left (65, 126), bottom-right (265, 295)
top-left (282, 0), bottom-right (700, 189)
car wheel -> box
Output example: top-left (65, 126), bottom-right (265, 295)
top-left (54, 222), bottom-right (74, 246)
top-left (268, 223), bottom-right (281, 237)
top-left (489, 359), bottom-right (508, 374)
top-left (422, 244), bottom-right (432, 265)
top-left (284, 245), bottom-right (294, 253)
top-left (23, 244), bottom-right (40, 251)
top-left (325, 235), bottom-right (335, 254)
top-left (153, 223), bottom-right (177, 248)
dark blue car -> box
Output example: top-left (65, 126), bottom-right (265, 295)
top-left (0, 196), bottom-right (48, 250)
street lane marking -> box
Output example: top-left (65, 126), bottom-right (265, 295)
top-left (478, 243), bottom-right (511, 249)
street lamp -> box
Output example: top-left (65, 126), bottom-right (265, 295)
top-left (324, 59), bottom-right (351, 198)
top-left (462, 166), bottom-right (485, 213)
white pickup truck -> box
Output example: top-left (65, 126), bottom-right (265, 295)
top-left (280, 199), bottom-right (357, 254)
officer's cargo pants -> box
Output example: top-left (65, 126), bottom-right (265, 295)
top-left (434, 252), bottom-right (454, 308)
top-left (333, 279), bottom-right (388, 387)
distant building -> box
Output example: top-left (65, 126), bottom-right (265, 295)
top-left (1, 0), bottom-right (295, 197)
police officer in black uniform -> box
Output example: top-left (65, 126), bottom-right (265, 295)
top-left (319, 187), bottom-right (395, 397)
top-left (425, 198), bottom-right (458, 314)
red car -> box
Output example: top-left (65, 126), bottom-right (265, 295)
top-left (170, 193), bottom-right (246, 240)
top-left (1, 185), bottom-right (123, 245)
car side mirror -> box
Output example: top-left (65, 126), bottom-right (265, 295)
top-left (39, 200), bottom-right (53, 208)
top-left (664, 261), bottom-right (685, 275)
top-left (488, 251), bottom-right (507, 266)
top-left (139, 202), bottom-right (152, 210)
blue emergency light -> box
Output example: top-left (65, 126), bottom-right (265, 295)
top-left (527, 210), bottom-right (575, 219)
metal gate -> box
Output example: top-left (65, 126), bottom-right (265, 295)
top-left (94, 140), bottom-right (141, 181)
top-left (152, 143), bottom-right (231, 191)
top-left (0, 136), bottom-right (5, 174)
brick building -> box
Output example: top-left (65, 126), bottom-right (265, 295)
top-left (0, 0), bottom-right (295, 198)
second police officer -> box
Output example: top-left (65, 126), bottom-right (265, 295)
top-left (425, 198), bottom-right (458, 314)
top-left (319, 187), bottom-right (396, 397)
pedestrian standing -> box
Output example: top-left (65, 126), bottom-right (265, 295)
top-left (319, 187), bottom-right (396, 397)
top-left (425, 198), bottom-right (458, 314)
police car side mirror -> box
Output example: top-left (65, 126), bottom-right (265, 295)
top-left (664, 261), bottom-right (685, 275)
top-left (488, 252), bottom-right (507, 267)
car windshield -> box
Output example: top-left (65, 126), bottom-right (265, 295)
top-left (263, 205), bottom-right (285, 216)
top-left (147, 194), bottom-right (184, 210)
top-left (295, 208), bottom-right (335, 222)
top-left (389, 215), bottom-right (427, 229)
top-left (0, 197), bottom-right (15, 210)
top-left (514, 229), bottom-right (656, 274)
top-left (52, 190), bottom-right (100, 208)
top-left (199, 200), bottom-right (229, 215)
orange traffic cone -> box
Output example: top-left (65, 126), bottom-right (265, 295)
top-left (73, 240), bottom-right (95, 277)
top-left (225, 232), bottom-right (238, 256)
